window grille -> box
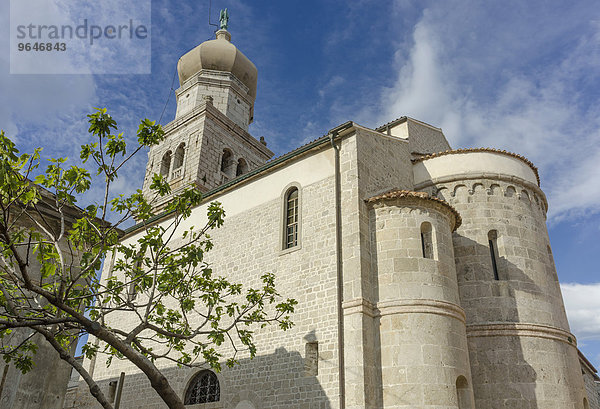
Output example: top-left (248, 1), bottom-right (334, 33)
top-left (184, 371), bottom-right (220, 405)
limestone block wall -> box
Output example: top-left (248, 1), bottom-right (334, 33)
top-left (197, 107), bottom-right (271, 189)
top-left (1, 213), bottom-right (81, 409)
top-left (142, 102), bottom-right (272, 211)
top-left (71, 147), bottom-right (340, 409)
top-left (376, 117), bottom-right (451, 155)
top-left (368, 195), bottom-right (474, 409)
top-left (339, 129), bottom-right (414, 409)
top-left (175, 70), bottom-right (253, 131)
top-left (414, 150), bottom-right (587, 409)
top-left (580, 355), bottom-right (600, 409)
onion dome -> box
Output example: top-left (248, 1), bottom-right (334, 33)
top-left (177, 30), bottom-right (258, 99)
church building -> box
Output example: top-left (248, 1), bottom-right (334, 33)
top-left (65, 22), bottom-right (600, 409)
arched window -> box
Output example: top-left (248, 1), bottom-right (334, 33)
top-left (160, 151), bottom-right (172, 178)
top-left (128, 257), bottom-right (142, 302)
top-left (284, 188), bottom-right (299, 249)
top-left (173, 143), bottom-right (185, 170)
top-left (488, 230), bottom-right (500, 280)
top-left (584, 398), bottom-right (590, 409)
top-left (456, 376), bottom-right (473, 409)
top-left (184, 370), bottom-right (220, 405)
top-left (420, 222), bottom-right (433, 259)
top-left (236, 158), bottom-right (247, 176)
top-left (220, 149), bottom-right (233, 175)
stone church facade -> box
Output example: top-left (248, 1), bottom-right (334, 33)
top-left (64, 27), bottom-right (600, 409)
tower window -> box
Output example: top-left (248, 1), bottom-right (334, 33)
top-left (184, 370), bottom-right (220, 405)
top-left (420, 222), bottom-right (433, 259)
top-left (173, 143), bottom-right (185, 169)
top-left (220, 149), bottom-right (234, 176)
top-left (285, 188), bottom-right (299, 249)
top-left (236, 158), bottom-right (247, 176)
top-left (160, 151), bottom-right (172, 178)
top-left (488, 230), bottom-right (500, 280)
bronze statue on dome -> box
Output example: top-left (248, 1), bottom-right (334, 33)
top-left (219, 8), bottom-right (229, 30)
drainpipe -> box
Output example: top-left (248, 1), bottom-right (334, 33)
top-left (330, 131), bottom-right (345, 409)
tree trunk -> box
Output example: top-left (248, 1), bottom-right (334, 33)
top-left (91, 326), bottom-right (185, 409)
top-left (36, 328), bottom-right (114, 409)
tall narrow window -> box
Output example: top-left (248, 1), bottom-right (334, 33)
top-left (221, 149), bottom-right (233, 175)
top-left (421, 222), bottom-right (433, 259)
top-left (184, 370), bottom-right (220, 404)
top-left (160, 151), bottom-right (172, 178)
top-left (488, 230), bottom-right (500, 280)
top-left (173, 143), bottom-right (185, 169)
top-left (236, 158), bottom-right (247, 176)
top-left (285, 188), bottom-right (299, 249)
top-left (456, 376), bottom-right (473, 409)
top-left (128, 258), bottom-right (142, 302)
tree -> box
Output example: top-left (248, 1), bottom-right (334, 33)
top-left (0, 109), bottom-right (297, 409)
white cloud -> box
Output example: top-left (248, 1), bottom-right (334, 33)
top-left (375, 1), bottom-right (600, 222)
top-left (561, 283), bottom-right (600, 341)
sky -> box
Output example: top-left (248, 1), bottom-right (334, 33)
top-left (1, 0), bottom-right (600, 368)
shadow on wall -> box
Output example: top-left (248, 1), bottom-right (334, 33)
top-left (0, 332), bottom-right (76, 409)
top-left (64, 345), bottom-right (333, 409)
top-left (455, 235), bottom-right (540, 409)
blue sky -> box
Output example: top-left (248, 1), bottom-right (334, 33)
top-left (2, 0), bottom-right (600, 367)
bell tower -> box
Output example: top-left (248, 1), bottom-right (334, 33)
top-left (142, 17), bottom-right (273, 212)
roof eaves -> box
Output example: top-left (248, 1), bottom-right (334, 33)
top-left (365, 188), bottom-right (462, 231)
top-left (375, 116), bottom-right (408, 132)
top-left (411, 148), bottom-right (541, 186)
top-left (123, 121), bottom-right (355, 236)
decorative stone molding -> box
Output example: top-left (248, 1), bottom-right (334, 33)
top-left (411, 148), bottom-right (540, 186)
top-left (467, 322), bottom-right (577, 346)
top-left (342, 297), bottom-right (376, 318)
top-left (416, 176), bottom-right (548, 215)
top-left (366, 189), bottom-right (462, 231)
top-left (376, 299), bottom-right (466, 323)
top-left (343, 297), bottom-right (466, 323)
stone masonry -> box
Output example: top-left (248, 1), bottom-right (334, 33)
top-left (64, 26), bottom-right (598, 409)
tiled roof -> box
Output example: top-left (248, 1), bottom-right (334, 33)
top-left (411, 148), bottom-right (540, 186)
top-left (375, 116), bottom-right (407, 132)
top-left (366, 189), bottom-right (462, 231)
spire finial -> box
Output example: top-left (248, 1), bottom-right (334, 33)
top-left (219, 8), bottom-right (229, 30)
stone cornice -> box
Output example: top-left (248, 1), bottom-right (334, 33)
top-left (411, 148), bottom-right (541, 186)
top-left (343, 297), bottom-right (466, 324)
top-left (162, 102), bottom-right (273, 159)
top-left (466, 322), bottom-right (576, 346)
top-left (365, 189), bottom-right (462, 231)
top-left (413, 173), bottom-right (548, 213)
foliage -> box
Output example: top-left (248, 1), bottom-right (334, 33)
top-left (0, 109), bottom-right (296, 409)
